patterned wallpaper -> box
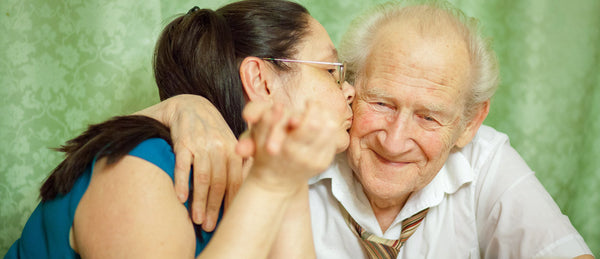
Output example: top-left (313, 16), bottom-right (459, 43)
top-left (1, 0), bottom-right (599, 256)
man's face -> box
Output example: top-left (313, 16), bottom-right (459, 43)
top-left (347, 20), bottom-right (475, 205)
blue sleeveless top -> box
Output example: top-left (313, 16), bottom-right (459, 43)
top-left (5, 138), bottom-right (217, 258)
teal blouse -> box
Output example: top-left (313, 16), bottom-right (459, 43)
top-left (5, 138), bottom-right (216, 258)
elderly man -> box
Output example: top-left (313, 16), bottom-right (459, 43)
top-left (140, 1), bottom-right (593, 258)
top-left (305, 2), bottom-right (593, 258)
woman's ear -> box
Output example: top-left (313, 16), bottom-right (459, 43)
top-left (240, 57), bottom-right (273, 102)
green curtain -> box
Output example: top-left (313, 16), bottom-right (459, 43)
top-left (1, 0), bottom-right (598, 256)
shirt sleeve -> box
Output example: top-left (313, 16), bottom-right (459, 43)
top-left (126, 138), bottom-right (217, 256)
top-left (474, 140), bottom-right (592, 258)
top-left (127, 138), bottom-right (177, 180)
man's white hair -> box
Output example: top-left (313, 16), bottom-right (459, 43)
top-left (340, 0), bottom-right (499, 110)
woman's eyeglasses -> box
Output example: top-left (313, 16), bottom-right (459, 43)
top-left (263, 58), bottom-right (346, 87)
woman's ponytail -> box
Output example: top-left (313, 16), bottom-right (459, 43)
top-left (154, 7), bottom-right (245, 137)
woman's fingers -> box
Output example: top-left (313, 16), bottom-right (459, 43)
top-left (248, 103), bottom-right (289, 156)
top-left (242, 101), bottom-right (270, 125)
top-left (236, 130), bottom-right (256, 158)
top-left (265, 104), bottom-right (292, 155)
top-left (242, 100), bottom-right (338, 189)
top-left (282, 101), bottom-right (338, 172)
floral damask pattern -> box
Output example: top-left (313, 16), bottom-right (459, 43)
top-left (0, 0), bottom-right (168, 253)
top-left (1, 0), bottom-right (599, 256)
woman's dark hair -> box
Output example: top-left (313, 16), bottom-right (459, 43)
top-left (40, 0), bottom-right (311, 201)
top-left (40, 116), bottom-right (172, 201)
top-left (154, 0), bottom-right (311, 138)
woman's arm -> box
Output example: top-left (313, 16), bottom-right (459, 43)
top-left (132, 98), bottom-right (335, 258)
top-left (72, 155), bottom-right (196, 258)
top-left (198, 102), bottom-right (336, 259)
top-left (135, 94), bottom-right (242, 231)
top-left (267, 186), bottom-right (315, 259)
top-left (197, 172), bottom-right (301, 258)
top-left (236, 101), bottom-right (318, 259)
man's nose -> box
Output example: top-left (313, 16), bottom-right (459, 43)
top-left (377, 113), bottom-right (414, 154)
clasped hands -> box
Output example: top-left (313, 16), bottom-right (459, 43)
top-left (140, 95), bottom-right (338, 232)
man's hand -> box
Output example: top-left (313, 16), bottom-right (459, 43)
top-left (135, 94), bottom-right (242, 232)
top-left (240, 101), bottom-right (338, 192)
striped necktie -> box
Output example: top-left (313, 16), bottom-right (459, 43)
top-left (338, 202), bottom-right (429, 259)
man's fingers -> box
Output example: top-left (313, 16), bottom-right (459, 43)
top-left (202, 149), bottom-right (227, 232)
top-left (173, 146), bottom-right (192, 203)
top-left (191, 154), bottom-right (211, 225)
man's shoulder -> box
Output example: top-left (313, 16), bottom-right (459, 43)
top-left (470, 125), bottom-right (509, 148)
top-left (457, 125), bottom-right (510, 165)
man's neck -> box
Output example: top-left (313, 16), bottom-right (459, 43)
top-left (367, 193), bottom-right (410, 233)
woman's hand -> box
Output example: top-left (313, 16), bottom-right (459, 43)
top-left (241, 101), bottom-right (338, 193)
top-left (135, 94), bottom-right (242, 231)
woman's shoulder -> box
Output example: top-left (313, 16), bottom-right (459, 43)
top-left (73, 138), bottom-right (196, 258)
top-left (127, 137), bottom-right (176, 180)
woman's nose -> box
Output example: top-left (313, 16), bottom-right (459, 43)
top-left (342, 81), bottom-right (355, 104)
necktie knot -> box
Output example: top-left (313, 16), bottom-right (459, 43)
top-left (339, 202), bottom-right (429, 259)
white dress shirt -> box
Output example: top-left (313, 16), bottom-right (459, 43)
top-left (308, 125), bottom-right (592, 258)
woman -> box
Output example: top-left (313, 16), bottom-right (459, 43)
top-left (6, 0), bottom-right (354, 258)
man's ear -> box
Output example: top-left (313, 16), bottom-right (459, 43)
top-left (456, 99), bottom-right (490, 148)
top-left (240, 57), bottom-right (272, 102)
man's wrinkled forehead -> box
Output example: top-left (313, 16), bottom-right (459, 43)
top-left (365, 20), bottom-right (470, 82)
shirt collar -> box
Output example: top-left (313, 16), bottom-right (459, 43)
top-left (309, 150), bottom-right (475, 237)
top-left (399, 150), bottom-right (474, 219)
top-left (310, 153), bottom-right (378, 232)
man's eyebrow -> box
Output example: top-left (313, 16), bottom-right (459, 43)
top-left (361, 86), bottom-right (389, 98)
top-left (360, 87), bottom-right (448, 111)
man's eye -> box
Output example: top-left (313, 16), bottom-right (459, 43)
top-left (423, 116), bottom-right (435, 121)
top-left (418, 114), bottom-right (443, 130)
top-left (372, 102), bottom-right (393, 111)
top-left (420, 115), bottom-right (438, 123)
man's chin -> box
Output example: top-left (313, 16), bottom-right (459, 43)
top-left (359, 177), bottom-right (412, 206)
top-left (357, 155), bottom-right (417, 187)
